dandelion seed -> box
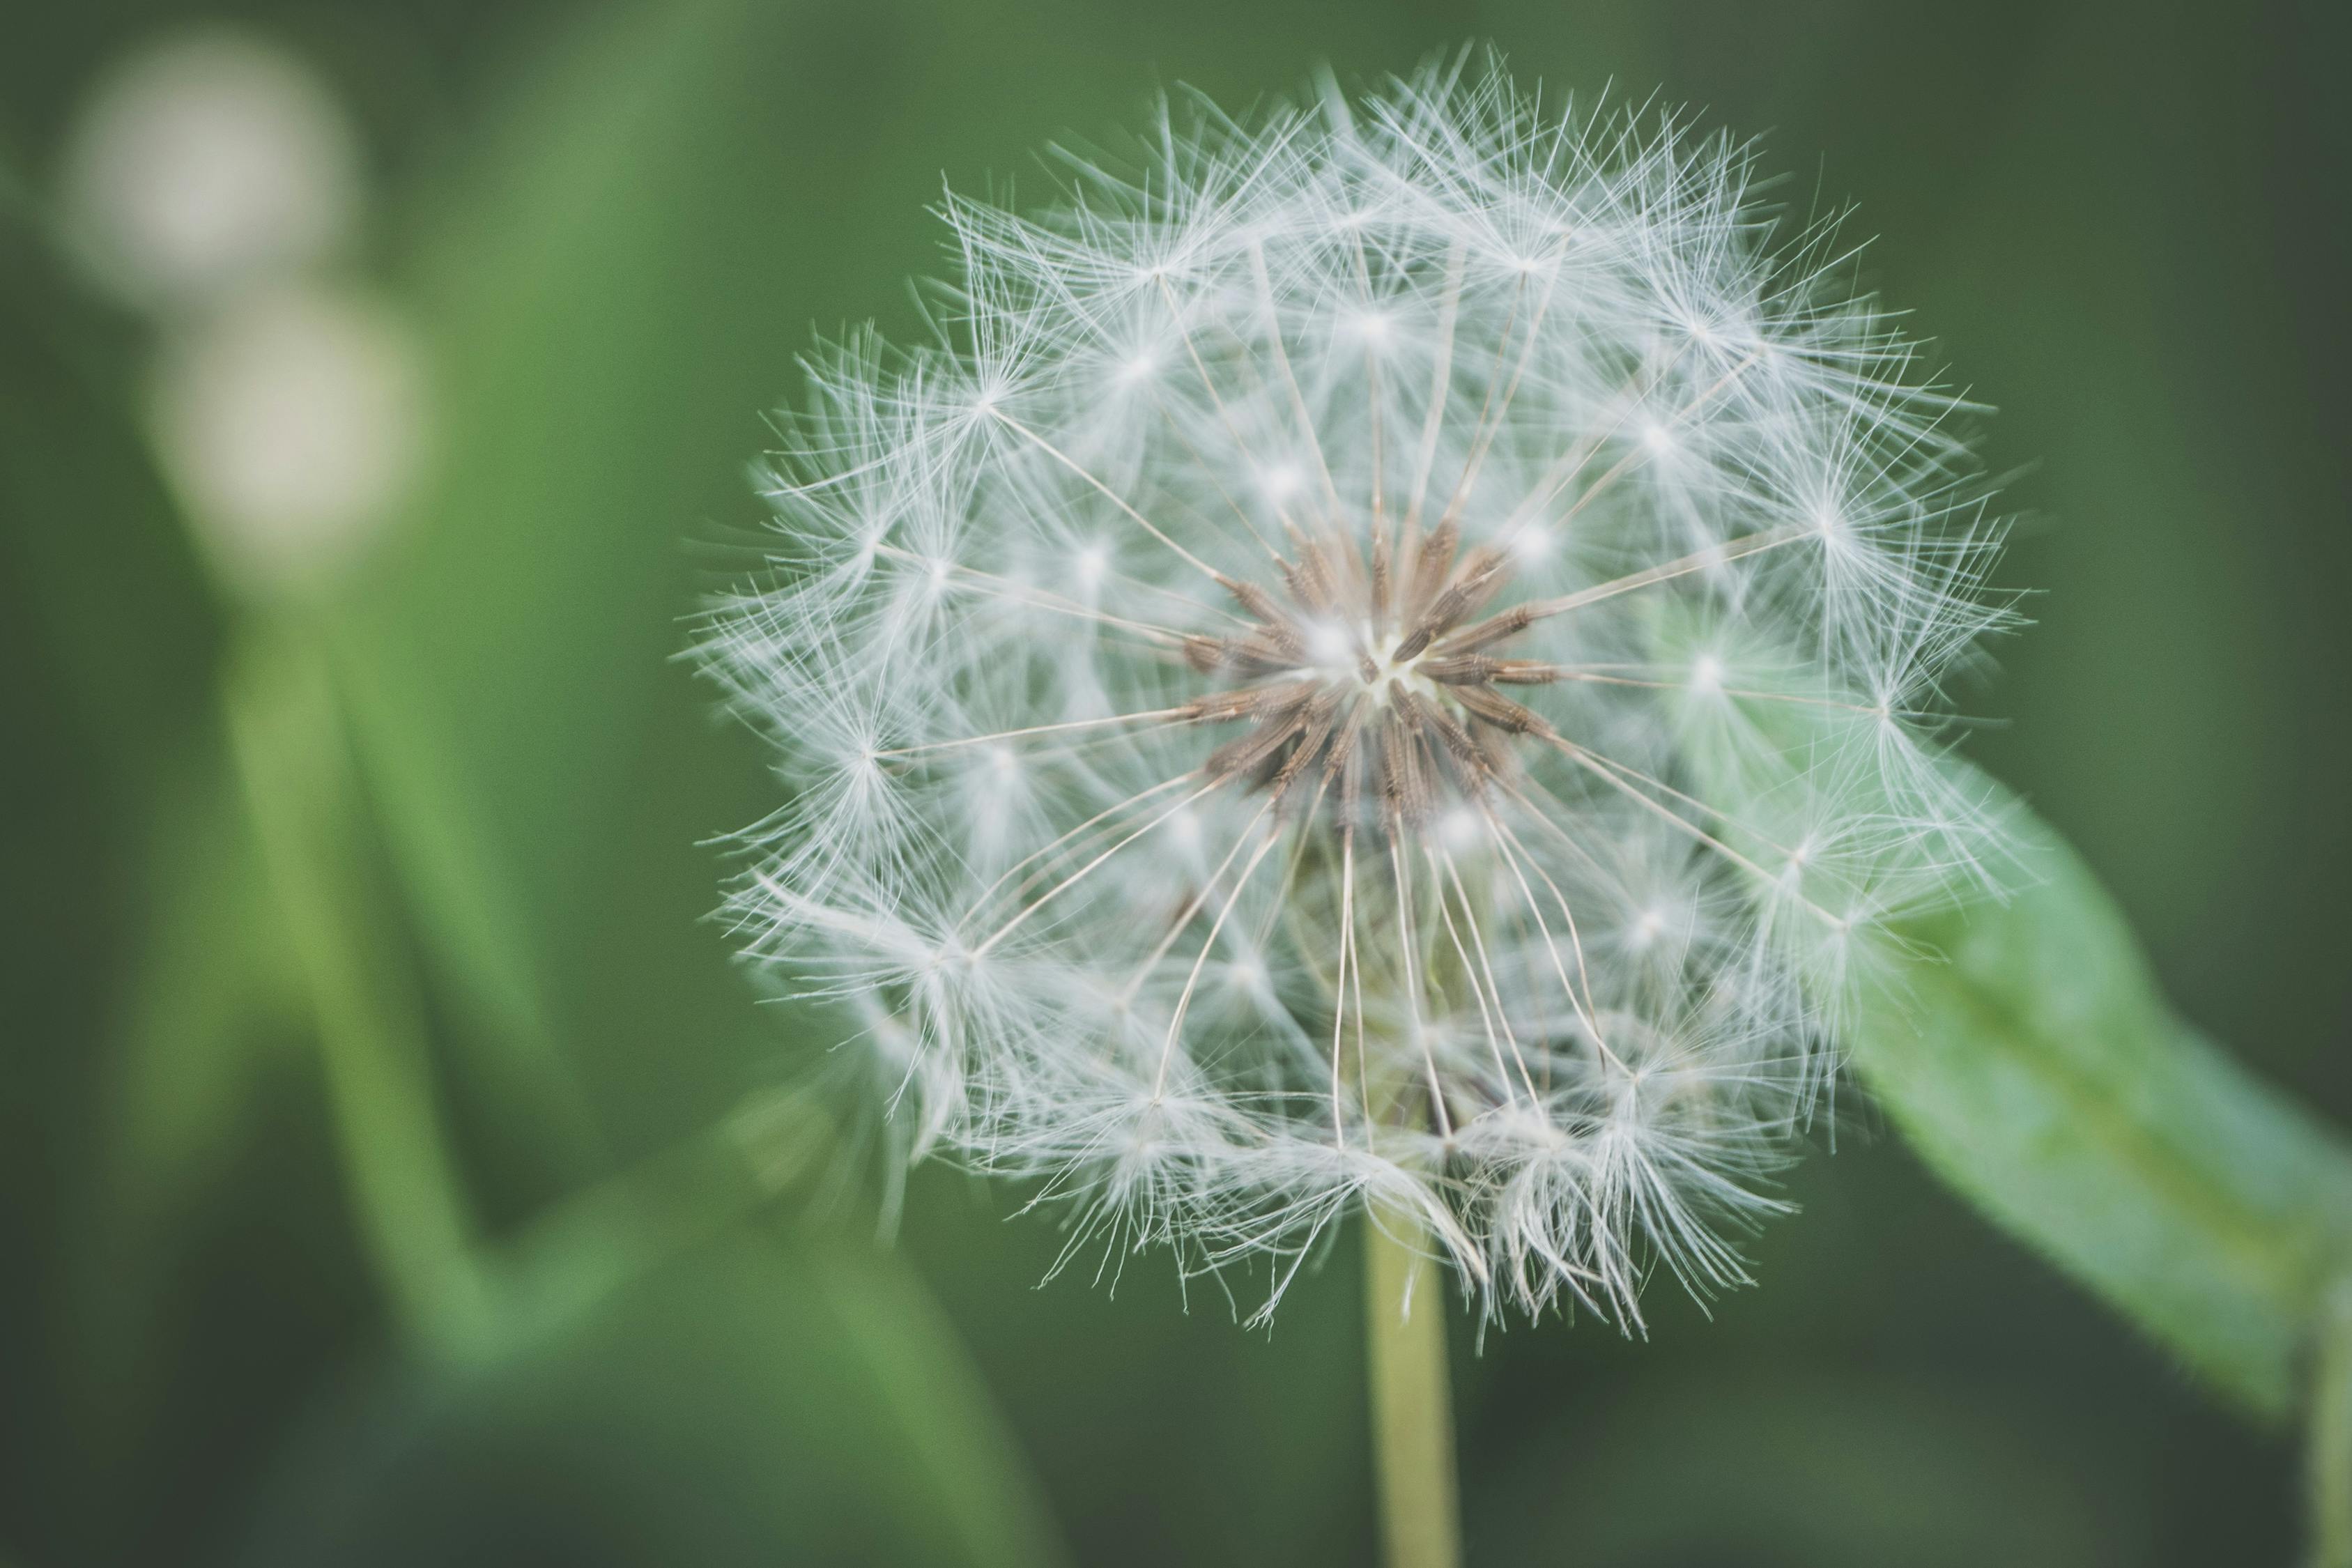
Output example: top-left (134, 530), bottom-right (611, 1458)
top-left (702, 58), bottom-right (2012, 1328)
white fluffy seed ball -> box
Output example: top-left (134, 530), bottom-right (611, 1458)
top-left (703, 60), bottom-right (2015, 1327)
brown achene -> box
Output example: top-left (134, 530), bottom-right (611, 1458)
top-left (1182, 518), bottom-right (1565, 837)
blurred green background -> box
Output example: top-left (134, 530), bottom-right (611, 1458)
top-left (3, 0), bottom-right (2346, 1563)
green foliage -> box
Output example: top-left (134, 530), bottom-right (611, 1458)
top-left (224, 625), bottom-right (495, 1346)
top-left (1666, 599), bottom-right (2352, 1417)
top-left (2, 3), bottom-right (1083, 1559)
top-left (244, 1236), bottom-right (1069, 1568)
top-left (335, 0), bottom-right (942, 1153)
top-left (1852, 789), bottom-right (2352, 1417)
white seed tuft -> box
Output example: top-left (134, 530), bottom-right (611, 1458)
top-left (700, 56), bottom-right (2014, 1328)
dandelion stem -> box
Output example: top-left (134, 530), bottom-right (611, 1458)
top-left (1365, 1206), bottom-right (1461, 1568)
top-left (2312, 1275), bottom-right (2352, 1568)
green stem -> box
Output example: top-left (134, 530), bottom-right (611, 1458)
top-left (2314, 1276), bottom-right (2352, 1568)
top-left (224, 624), bottom-right (492, 1353)
top-left (1365, 1206), bottom-right (1462, 1568)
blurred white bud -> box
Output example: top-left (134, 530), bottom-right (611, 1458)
top-left (149, 286), bottom-right (426, 597)
top-left (57, 27), bottom-right (362, 312)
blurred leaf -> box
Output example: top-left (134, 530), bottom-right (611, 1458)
top-left (814, 1251), bottom-right (1078, 1568)
top-left (1850, 783), bottom-right (2352, 1417)
top-left (0, 217), bottom-right (266, 1256)
top-left (1670, 608), bottom-right (2352, 1417)
top-left (0, 197), bottom-right (220, 800)
top-left (333, 0), bottom-right (889, 1152)
top-left (1693, 747), bottom-right (2352, 1420)
top-left (102, 769), bottom-right (292, 1211)
top-left (479, 1091), bottom-right (831, 1354)
top-left (0, 198), bottom-right (311, 1463)
top-left (243, 1233), bottom-right (1070, 1568)
top-left (68, 744), bottom-right (301, 1434)
top-left (896, 1163), bottom-right (1372, 1568)
top-left (226, 624), bottom-right (494, 1350)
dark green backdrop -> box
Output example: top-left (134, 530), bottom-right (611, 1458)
top-left (3, 1), bottom-right (2346, 1564)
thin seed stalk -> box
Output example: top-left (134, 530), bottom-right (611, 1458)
top-left (1365, 1204), bottom-right (1461, 1568)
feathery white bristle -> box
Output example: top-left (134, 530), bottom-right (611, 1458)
top-left (700, 55), bottom-right (2013, 1327)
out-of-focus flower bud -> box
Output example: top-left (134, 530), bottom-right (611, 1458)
top-left (148, 285), bottom-right (426, 597)
top-left (58, 28), bottom-right (361, 312)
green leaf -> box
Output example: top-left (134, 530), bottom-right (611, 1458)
top-left (0, 205), bottom-right (305, 1445)
top-left (1851, 791), bottom-right (2352, 1417)
top-left (0, 217), bottom-right (263, 1244)
top-left (333, 0), bottom-right (948, 1151)
top-left (243, 1233), bottom-right (1070, 1568)
top-left (224, 624), bottom-right (498, 1350)
top-left (1663, 610), bottom-right (2352, 1417)
top-left (66, 742), bottom-right (302, 1451)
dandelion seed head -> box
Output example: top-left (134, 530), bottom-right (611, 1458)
top-left (701, 56), bottom-right (2013, 1328)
